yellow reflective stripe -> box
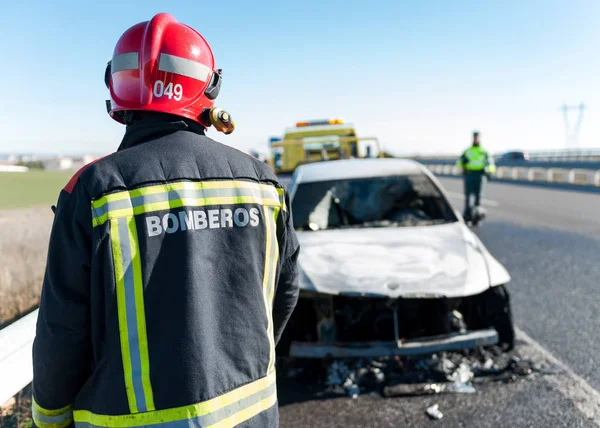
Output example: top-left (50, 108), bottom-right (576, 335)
top-left (92, 180), bottom-right (285, 210)
top-left (205, 390), bottom-right (278, 428)
top-left (72, 372), bottom-right (277, 427)
top-left (275, 187), bottom-right (287, 211)
top-left (466, 149), bottom-right (488, 161)
top-left (32, 416), bottom-right (72, 428)
top-left (261, 206), bottom-right (272, 375)
top-left (465, 165), bottom-right (485, 170)
top-left (92, 190), bottom-right (131, 211)
top-left (268, 207), bottom-right (280, 374)
top-left (32, 399), bottom-right (72, 418)
top-left (267, 209), bottom-right (281, 374)
top-left (130, 180), bottom-right (278, 197)
top-left (111, 219), bottom-right (138, 413)
top-left (466, 158), bottom-right (485, 164)
top-left (111, 217), bottom-right (155, 413)
top-left (132, 196), bottom-right (281, 216)
top-left (32, 398), bottom-right (73, 428)
top-left (127, 217), bottom-right (155, 411)
top-left (94, 196), bottom-right (284, 227)
top-left (94, 207), bottom-right (134, 227)
top-left (262, 206), bottom-right (278, 375)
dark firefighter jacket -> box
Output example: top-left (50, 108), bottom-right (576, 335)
top-left (31, 115), bottom-right (300, 428)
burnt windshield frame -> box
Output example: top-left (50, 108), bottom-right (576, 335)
top-left (291, 174), bottom-right (458, 230)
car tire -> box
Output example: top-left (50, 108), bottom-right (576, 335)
top-left (472, 285), bottom-right (515, 351)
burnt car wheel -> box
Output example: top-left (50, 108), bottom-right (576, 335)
top-left (469, 285), bottom-right (515, 351)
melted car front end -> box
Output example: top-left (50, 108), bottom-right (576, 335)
top-left (278, 287), bottom-right (513, 358)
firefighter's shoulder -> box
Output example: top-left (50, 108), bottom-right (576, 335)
top-left (63, 155), bottom-right (108, 194)
top-left (203, 136), bottom-right (284, 187)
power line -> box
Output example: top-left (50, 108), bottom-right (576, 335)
top-left (559, 102), bottom-right (587, 149)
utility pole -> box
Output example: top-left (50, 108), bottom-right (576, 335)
top-left (559, 102), bottom-right (587, 149)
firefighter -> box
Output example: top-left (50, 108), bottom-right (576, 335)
top-left (31, 13), bottom-right (299, 428)
top-left (456, 131), bottom-right (496, 222)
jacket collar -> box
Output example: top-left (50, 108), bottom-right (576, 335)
top-left (117, 114), bottom-right (206, 152)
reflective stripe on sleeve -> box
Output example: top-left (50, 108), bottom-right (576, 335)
top-left (32, 398), bottom-right (73, 428)
top-left (92, 181), bottom-right (286, 227)
top-left (73, 371), bottom-right (277, 427)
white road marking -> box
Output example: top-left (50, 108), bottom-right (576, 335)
top-left (444, 191), bottom-right (500, 207)
top-left (516, 327), bottom-right (600, 425)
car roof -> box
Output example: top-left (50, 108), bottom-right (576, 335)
top-left (293, 158), bottom-right (426, 184)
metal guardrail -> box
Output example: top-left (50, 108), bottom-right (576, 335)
top-left (418, 158), bottom-right (600, 172)
top-left (425, 164), bottom-right (600, 187)
top-left (522, 148), bottom-right (600, 161)
top-left (411, 148), bottom-right (600, 162)
top-left (0, 310), bottom-right (38, 405)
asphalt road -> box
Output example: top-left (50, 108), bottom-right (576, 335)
top-left (277, 177), bottom-right (600, 427)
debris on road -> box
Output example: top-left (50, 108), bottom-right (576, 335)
top-left (425, 404), bottom-right (443, 420)
top-left (383, 381), bottom-right (476, 397)
top-left (325, 359), bottom-right (386, 398)
top-left (325, 360), bottom-right (351, 387)
top-left (288, 345), bottom-right (561, 400)
top-left (383, 347), bottom-right (560, 397)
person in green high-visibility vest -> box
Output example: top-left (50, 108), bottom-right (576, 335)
top-left (456, 131), bottom-right (496, 222)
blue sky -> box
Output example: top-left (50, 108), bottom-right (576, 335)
top-left (1, 0), bottom-right (599, 156)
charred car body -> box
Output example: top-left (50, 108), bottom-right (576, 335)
top-left (278, 158), bottom-right (514, 359)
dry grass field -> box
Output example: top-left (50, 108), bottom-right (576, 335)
top-left (0, 170), bottom-right (69, 326)
top-left (0, 207), bottom-right (54, 328)
top-left (0, 207), bottom-right (53, 426)
top-left (0, 172), bottom-right (68, 425)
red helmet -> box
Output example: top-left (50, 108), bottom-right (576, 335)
top-left (104, 13), bottom-right (222, 127)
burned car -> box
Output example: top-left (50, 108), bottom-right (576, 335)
top-left (277, 158), bottom-right (514, 359)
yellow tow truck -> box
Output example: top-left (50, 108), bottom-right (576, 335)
top-left (268, 118), bottom-right (382, 174)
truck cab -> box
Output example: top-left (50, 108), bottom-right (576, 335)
top-left (269, 119), bottom-right (381, 174)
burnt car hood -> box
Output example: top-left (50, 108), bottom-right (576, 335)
top-left (297, 222), bottom-right (510, 299)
